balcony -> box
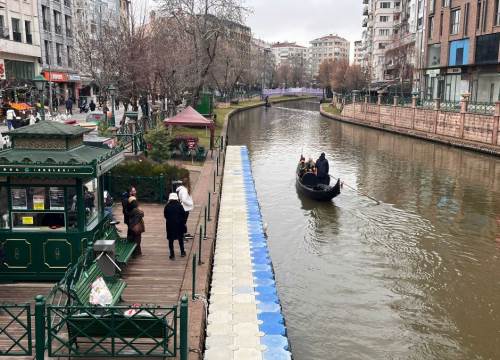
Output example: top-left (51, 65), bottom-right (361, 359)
top-left (66, 29), bottom-right (72, 37)
top-left (13, 31), bottom-right (22, 42)
top-left (43, 20), bottom-right (50, 31)
top-left (26, 33), bottom-right (32, 44)
top-left (384, 32), bottom-right (416, 52)
top-left (55, 24), bottom-right (62, 34)
top-left (64, 0), bottom-right (70, 6)
top-left (363, 0), bottom-right (368, 3)
top-left (363, 6), bottom-right (368, 16)
top-left (362, 19), bottom-right (367, 27)
top-left (57, 56), bottom-right (62, 65)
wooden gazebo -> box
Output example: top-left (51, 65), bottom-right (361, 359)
top-left (164, 106), bottom-right (215, 148)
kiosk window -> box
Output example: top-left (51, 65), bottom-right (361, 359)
top-left (0, 187), bottom-right (9, 229)
top-left (84, 179), bottom-right (98, 225)
top-left (67, 187), bottom-right (78, 230)
top-left (12, 212), bottom-right (65, 230)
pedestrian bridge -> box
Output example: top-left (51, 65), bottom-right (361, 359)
top-left (263, 87), bottom-right (323, 97)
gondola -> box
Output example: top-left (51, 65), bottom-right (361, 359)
top-left (296, 172), bottom-right (341, 201)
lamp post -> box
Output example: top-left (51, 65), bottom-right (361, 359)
top-left (33, 75), bottom-right (48, 121)
top-left (108, 85), bottom-right (116, 127)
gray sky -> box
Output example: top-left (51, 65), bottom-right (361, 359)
top-left (245, 0), bottom-right (363, 47)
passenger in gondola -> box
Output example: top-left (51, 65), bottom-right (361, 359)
top-left (296, 156), bottom-right (307, 177)
top-left (306, 158), bottom-right (317, 175)
top-left (316, 152), bottom-right (330, 185)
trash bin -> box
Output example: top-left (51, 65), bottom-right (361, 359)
top-left (94, 239), bottom-right (118, 278)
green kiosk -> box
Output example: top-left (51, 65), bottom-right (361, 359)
top-left (0, 121), bottom-right (126, 281)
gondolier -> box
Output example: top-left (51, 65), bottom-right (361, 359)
top-left (316, 153), bottom-right (330, 185)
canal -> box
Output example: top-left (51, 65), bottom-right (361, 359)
top-left (227, 100), bottom-right (500, 360)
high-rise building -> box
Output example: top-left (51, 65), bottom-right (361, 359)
top-left (423, 0), bottom-right (500, 103)
top-left (354, 40), bottom-right (364, 65)
top-left (308, 34), bottom-right (350, 77)
top-left (0, 0), bottom-right (42, 101)
top-left (251, 38), bottom-right (275, 88)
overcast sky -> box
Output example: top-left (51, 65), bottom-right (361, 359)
top-left (245, 0), bottom-right (364, 47)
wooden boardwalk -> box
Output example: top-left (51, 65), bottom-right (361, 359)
top-left (0, 156), bottom-right (222, 359)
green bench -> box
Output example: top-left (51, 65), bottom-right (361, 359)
top-left (70, 262), bottom-right (126, 306)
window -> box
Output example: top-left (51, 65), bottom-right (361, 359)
top-left (65, 16), bottom-right (72, 37)
top-left (475, 33), bottom-right (500, 64)
top-left (450, 9), bottom-right (460, 34)
top-left (394, 13), bottom-right (400, 21)
top-left (378, 43), bottom-right (386, 49)
top-left (455, 47), bottom-right (464, 65)
top-left (395, 1), bottom-right (400, 7)
top-left (11, 18), bottom-right (21, 42)
top-left (42, 6), bottom-right (50, 31)
top-left (54, 11), bottom-right (62, 34)
top-left (0, 186), bottom-right (9, 229)
top-left (442, 0), bottom-right (450, 6)
top-left (67, 46), bottom-right (72, 67)
top-left (496, 0), bottom-right (500, 25)
top-left (379, 29), bottom-right (390, 36)
top-left (84, 179), bottom-right (98, 226)
top-left (56, 43), bottom-right (62, 65)
top-left (440, 12), bottom-right (444, 35)
top-left (429, 0), bottom-right (435, 13)
top-left (380, 2), bottom-right (391, 8)
top-left (428, 16), bottom-right (434, 39)
top-left (0, 15), bottom-right (7, 39)
top-left (25, 21), bottom-right (32, 44)
top-left (464, 3), bottom-right (469, 34)
top-left (380, 16), bottom-right (389, 22)
top-left (44, 40), bottom-right (51, 64)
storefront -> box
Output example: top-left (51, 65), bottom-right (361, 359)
top-left (0, 121), bottom-right (125, 281)
top-left (42, 71), bottom-right (82, 101)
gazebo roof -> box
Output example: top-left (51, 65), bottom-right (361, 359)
top-left (164, 106), bottom-right (214, 127)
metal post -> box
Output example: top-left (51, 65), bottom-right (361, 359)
top-left (34, 295), bottom-right (46, 360)
top-left (192, 254), bottom-right (196, 300)
top-left (179, 295), bottom-right (189, 360)
top-left (111, 94), bottom-right (116, 127)
top-left (213, 170), bottom-right (216, 193)
top-left (204, 207), bottom-right (207, 239)
top-left (198, 225), bottom-right (203, 265)
top-left (216, 157), bottom-right (219, 176)
top-left (208, 192), bottom-right (211, 221)
top-left (159, 174), bottom-right (164, 202)
top-left (40, 91), bottom-right (45, 121)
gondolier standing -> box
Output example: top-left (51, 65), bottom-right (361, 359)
top-left (316, 153), bottom-right (330, 185)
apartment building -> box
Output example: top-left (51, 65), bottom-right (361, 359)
top-left (0, 0), bottom-right (41, 101)
top-left (308, 34), bottom-right (350, 77)
top-left (271, 42), bottom-right (307, 67)
top-left (424, 0), bottom-right (500, 103)
top-left (354, 40), bottom-right (364, 65)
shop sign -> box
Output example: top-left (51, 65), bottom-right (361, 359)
top-left (68, 74), bottom-right (81, 81)
top-left (0, 59), bottom-right (5, 80)
top-left (43, 72), bottom-right (69, 82)
top-left (447, 68), bottom-right (462, 74)
top-left (426, 69), bottom-right (440, 77)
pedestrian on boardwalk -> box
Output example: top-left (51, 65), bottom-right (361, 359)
top-left (65, 97), bottom-right (73, 115)
top-left (5, 108), bottom-right (15, 131)
top-left (164, 193), bottom-right (186, 260)
top-left (122, 186), bottom-right (136, 234)
top-left (127, 196), bottom-right (144, 256)
top-left (89, 99), bottom-right (96, 112)
top-left (176, 178), bottom-right (193, 240)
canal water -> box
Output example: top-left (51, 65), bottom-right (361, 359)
top-left (227, 101), bottom-right (500, 360)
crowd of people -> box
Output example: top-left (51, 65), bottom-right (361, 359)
top-left (296, 152), bottom-right (330, 185)
top-left (120, 179), bottom-right (194, 260)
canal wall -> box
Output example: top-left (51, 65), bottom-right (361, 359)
top-left (320, 102), bottom-right (500, 157)
top-left (205, 146), bottom-right (291, 360)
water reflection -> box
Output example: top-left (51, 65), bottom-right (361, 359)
top-left (228, 101), bottom-right (500, 359)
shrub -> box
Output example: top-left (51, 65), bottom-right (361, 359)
top-left (144, 124), bottom-right (173, 162)
top-left (106, 160), bottom-right (190, 202)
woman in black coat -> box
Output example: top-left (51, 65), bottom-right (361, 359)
top-left (164, 193), bottom-right (186, 260)
top-left (127, 197), bottom-right (144, 256)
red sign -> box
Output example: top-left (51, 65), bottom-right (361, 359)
top-left (0, 59), bottom-right (5, 80)
top-left (43, 71), bottom-right (69, 82)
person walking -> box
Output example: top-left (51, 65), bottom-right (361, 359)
top-left (89, 99), bottom-right (96, 112)
top-left (65, 97), bottom-right (73, 115)
top-left (164, 193), bottom-right (186, 260)
top-left (5, 108), bottom-right (15, 130)
top-left (176, 179), bottom-right (194, 240)
top-left (127, 197), bottom-right (144, 257)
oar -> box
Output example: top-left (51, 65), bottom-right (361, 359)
top-left (330, 175), bottom-right (380, 205)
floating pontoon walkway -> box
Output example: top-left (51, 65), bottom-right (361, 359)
top-left (205, 146), bottom-right (291, 360)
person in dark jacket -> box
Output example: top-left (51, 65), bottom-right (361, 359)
top-left (65, 97), bottom-right (73, 115)
top-left (316, 153), bottom-right (330, 185)
top-left (127, 197), bottom-right (144, 256)
top-left (122, 186), bottom-right (136, 234)
top-left (164, 193), bottom-right (186, 260)
top-left (89, 100), bottom-right (96, 112)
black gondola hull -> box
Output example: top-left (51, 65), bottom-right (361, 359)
top-left (296, 176), bottom-right (341, 201)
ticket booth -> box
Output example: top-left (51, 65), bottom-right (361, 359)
top-left (0, 121), bottom-right (125, 281)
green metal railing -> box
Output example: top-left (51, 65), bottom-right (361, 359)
top-left (0, 304), bottom-right (32, 356)
top-left (116, 132), bottom-right (146, 155)
top-left (46, 304), bottom-right (179, 358)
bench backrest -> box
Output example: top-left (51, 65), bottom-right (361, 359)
top-left (71, 264), bottom-right (102, 305)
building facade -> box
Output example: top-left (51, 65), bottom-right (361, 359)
top-left (251, 38), bottom-right (275, 89)
top-left (271, 42), bottom-right (307, 67)
top-left (354, 40), bottom-right (364, 65)
top-left (0, 0), bottom-right (41, 102)
top-left (308, 34), bottom-right (350, 77)
top-left (423, 0), bottom-right (500, 103)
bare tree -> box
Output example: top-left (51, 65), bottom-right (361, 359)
top-left (158, 0), bottom-right (249, 103)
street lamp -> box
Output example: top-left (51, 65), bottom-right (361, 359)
top-left (108, 84), bottom-right (116, 127)
top-left (33, 75), bottom-right (48, 121)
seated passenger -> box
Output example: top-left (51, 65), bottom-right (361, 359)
top-left (306, 158), bottom-right (317, 175)
top-left (296, 156), bottom-right (307, 177)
